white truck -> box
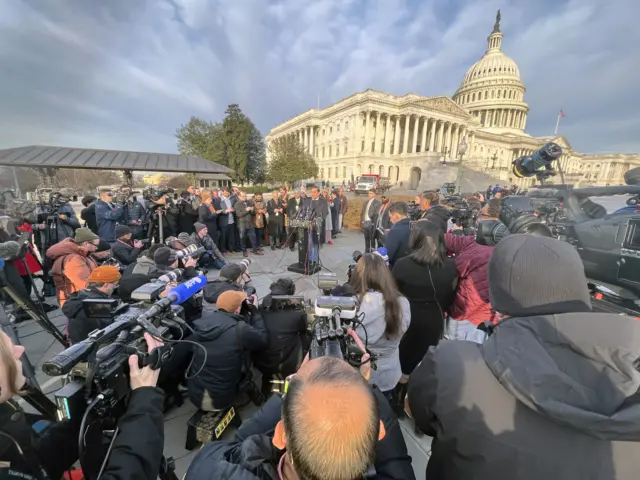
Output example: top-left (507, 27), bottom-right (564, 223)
top-left (354, 174), bottom-right (391, 195)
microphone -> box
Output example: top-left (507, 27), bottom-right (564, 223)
top-left (167, 275), bottom-right (207, 304)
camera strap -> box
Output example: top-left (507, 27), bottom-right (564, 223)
top-left (235, 321), bottom-right (251, 374)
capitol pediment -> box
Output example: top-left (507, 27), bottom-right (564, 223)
top-left (415, 96), bottom-right (472, 118)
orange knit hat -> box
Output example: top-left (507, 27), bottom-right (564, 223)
top-left (88, 265), bottom-right (121, 284)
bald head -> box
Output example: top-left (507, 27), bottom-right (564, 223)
top-left (282, 356), bottom-right (379, 480)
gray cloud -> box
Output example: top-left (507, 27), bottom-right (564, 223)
top-left (0, 0), bottom-right (637, 155)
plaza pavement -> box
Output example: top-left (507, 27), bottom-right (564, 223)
top-left (15, 229), bottom-right (430, 479)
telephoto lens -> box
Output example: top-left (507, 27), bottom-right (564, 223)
top-left (512, 142), bottom-right (563, 178)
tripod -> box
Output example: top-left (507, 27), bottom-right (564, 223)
top-left (0, 268), bottom-right (68, 348)
top-left (37, 212), bottom-right (61, 297)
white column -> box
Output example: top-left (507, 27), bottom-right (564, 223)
top-left (412, 116), bottom-right (419, 154)
top-left (375, 111), bottom-right (382, 153)
top-left (364, 111), bottom-right (371, 153)
top-left (384, 114), bottom-right (391, 156)
top-left (428, 119), bottom-right (436, 152)
top-left (393, 116), bottom-right (400, 155)
top-left (303, 127), bottom-right (308, 151)
top-left (402, 115), bottom-right (410, 154)
top-left (420, 117), bottom-right (428, 153)
top-left (444, 122), bottom-right (452, 155)
top-left (353, 113), bottom-right (360, 154)
top-left (436, 121), bottom-right (444, 152)
top-left (310, 126), bottom-right (315, 156)
top-left (451, 125), bottom-right (460, 158)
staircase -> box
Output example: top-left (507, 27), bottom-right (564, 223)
top-left (417, 161), bottom-right (504, 193)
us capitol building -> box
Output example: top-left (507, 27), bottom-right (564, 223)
top-left (265, 12), bottom-right (639, 190)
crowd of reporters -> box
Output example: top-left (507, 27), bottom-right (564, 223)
top-left (1, 181), bottom-right (640, 480)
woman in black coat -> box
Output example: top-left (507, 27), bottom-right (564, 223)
top-left (391, 220), bottom-right (457, 413)
top-left (198, 191), bottom-right (220, 246)
top-left (266, 190), bottom-right (284, 250)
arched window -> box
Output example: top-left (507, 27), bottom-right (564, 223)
top-left (503, 89), bottom-right (507, 98)
top-left (491, 90), bottom-right (495, 98)
top-left (472, 93), bottom-right (476, 101)
top-left (484, 91), bottom-right (488, 100)
top-left (497, 90), bottom-right (501, 98)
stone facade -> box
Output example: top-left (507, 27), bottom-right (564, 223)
top-left (266, 13), bottom-right (640, 191)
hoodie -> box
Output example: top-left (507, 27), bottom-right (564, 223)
top-left (409, 235), bottom-right (640, 480)
top-left (46, 238), bottom-right (97, 306)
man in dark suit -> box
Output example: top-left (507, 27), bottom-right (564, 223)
top-left (385, 202), bottom-right (411, 268)
top-left (300, 186), bottom-right (327, 262)
top-left (360, 189), bottom-right (381, 253)
top-left (286, 189), bottom-right (304, 250)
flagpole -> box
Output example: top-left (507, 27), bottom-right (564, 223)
top-left (554, 113), bottom-right (561, 136)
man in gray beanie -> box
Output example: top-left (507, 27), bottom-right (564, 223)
top-left (407, 234), bottom-right (640, 480)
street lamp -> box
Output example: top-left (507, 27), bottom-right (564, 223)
top-left (455, 136), bottom-right (468, 193)
top-left (490, 153), bottom-right (498, 170)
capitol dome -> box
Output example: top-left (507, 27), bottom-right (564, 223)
top-left (453, 11), bottom-right (529, 133)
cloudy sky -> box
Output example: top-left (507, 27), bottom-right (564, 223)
top-left (0, 0), bottom-right (638, 155)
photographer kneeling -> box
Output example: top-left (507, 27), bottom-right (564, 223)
top-left (254, 279), bottom-right (310, 396)
top-left (188, 290), bottom-right (268, 411)
top-left (190, 222), bottom-right (226, 270)
top-left (62, 265), bottom-right (121, 344)
top-left (0, 331), bottom-right (165, 480)
top-left (203, 261), bottom-right (254, 304)
top-left (185, 355), bottom-right (415, 480)
top-left (111, 225), bottom-right (143, 267)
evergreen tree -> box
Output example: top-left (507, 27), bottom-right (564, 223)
top-left (267, 137), bottom-right (319, 187)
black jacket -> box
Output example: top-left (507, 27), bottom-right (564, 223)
top-left (184, 387), bottom-right (415, 480)
top-left (252, 305), bottom-right (308, 377)
top-left (188, 309), bottom-right (268, 410)
top-left (361, 198), bottom-right (381, 225)
top-left (62, 287), bottom-right (113, 344)
top-left (124, 200), bottom-right (146, 236)
top-left (0, 387), bottom-right (164, 480)
top-left (111, 239), bottom-right (141, 266)
top-left (286, 196), bottom-right (303, 218)
top-left (81, 203), bottom-right (98, 234)
top-left (178, 198), bottom-right (199, 234)
top-left (385, 218), bottom-right (411, 268)
top-left (199, 203), bottom-right (219, 237)
top-left (419, 204), bottom-right (450, 231)
top-left (409, 312), bottom-right (640, 480)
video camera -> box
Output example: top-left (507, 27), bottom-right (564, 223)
top-left (443, 195), bottom-right (479, 233)
top-left (308, 296), bottom-right (375, 368)
top-left (42, 275), bottom-right (206, 422)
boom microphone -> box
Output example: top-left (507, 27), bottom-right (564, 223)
top-left (167, 275), bottom-right (207, 304)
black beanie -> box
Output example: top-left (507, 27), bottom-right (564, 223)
top-left (154, 247), bottom-right (177, 267)
top-left (115, 224), bottom-right (132, 238)
top-left (488, 234), bottom-right (592, 317)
